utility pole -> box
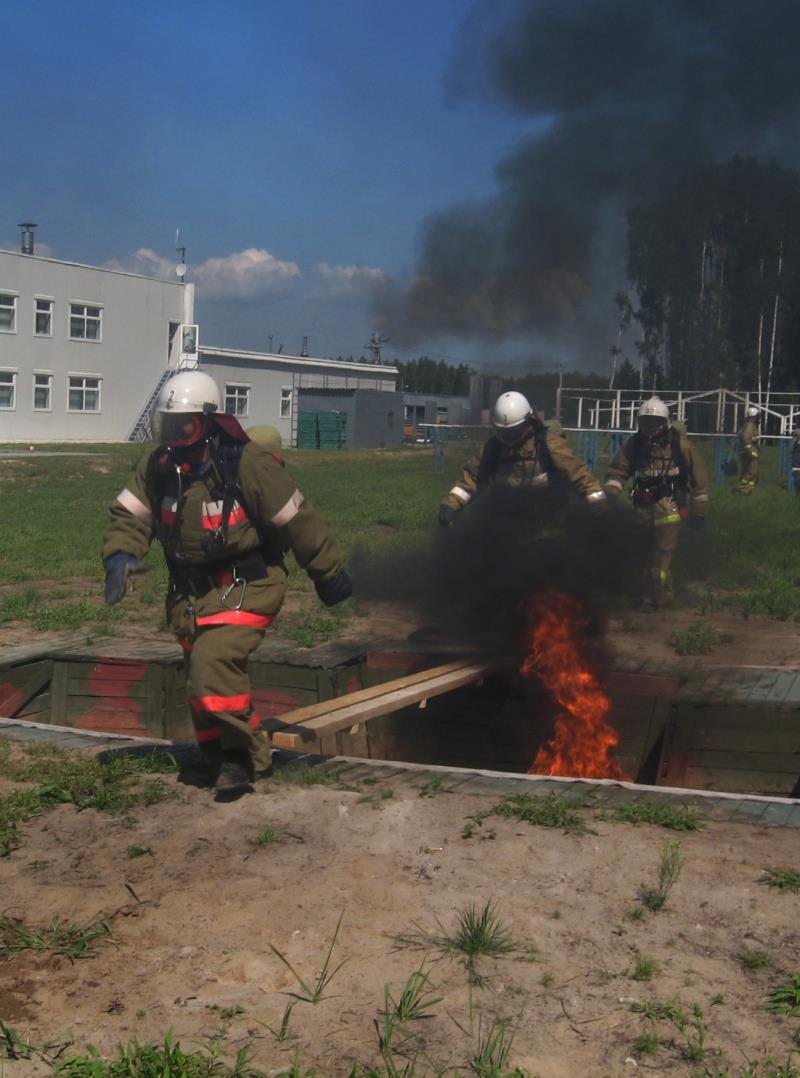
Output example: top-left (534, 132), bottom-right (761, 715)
top-left (366, 330), bottom-right (389, 366)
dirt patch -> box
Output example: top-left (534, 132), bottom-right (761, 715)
top-left (1, 748), bottom-right (799, 1075)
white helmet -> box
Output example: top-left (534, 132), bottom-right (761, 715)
top-left (637, 396), bottom-right (670, 440)
top-left (491, 391), bottom-right (533, 444)
top-left (153, 370), bottom-right (222, 446)
top-left (746, 405), bottom-right (760, 419)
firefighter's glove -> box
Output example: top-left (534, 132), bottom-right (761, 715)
top-left (688, 515), bottom-right (706, 531)
top-left (104, 553), bottom-right (150, 605)
top-left (315, 568), bottom-right (353, 608)
top-left (438, 504), bottom-right (456, 527)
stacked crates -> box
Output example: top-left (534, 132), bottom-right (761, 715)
top-left (297, 411), bottom-right (348, 449)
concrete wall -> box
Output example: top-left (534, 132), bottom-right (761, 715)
top-left (297, 387), bottom-right (404, 448)
top-left (403, 392), bottom-right (473, 425)
top-left (0, 249), bottom-right (190, 441)
top-left (199, 348), bottom-right (398, 448)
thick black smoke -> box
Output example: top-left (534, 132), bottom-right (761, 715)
top-left (375, 0), bottom-right (800, 355)
top-left (351, 489), bottom-right (653, 664)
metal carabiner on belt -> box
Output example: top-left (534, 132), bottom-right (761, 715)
top-left (220, 575), bottom-right (247, 610)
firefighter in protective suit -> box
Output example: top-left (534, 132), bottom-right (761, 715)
top-left (102, 370), bottom-right (352, 797)
top-left (439, 391), bottom-right (607, 531)
top-left (733, 405), bottom-right (760, 495)
top-left (604, 397), bottom-right (708, 611)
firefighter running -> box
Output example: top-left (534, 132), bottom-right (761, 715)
top-left (102, 370), bottom-right (352, 798)
top-left (733, 405), bottom-right (760, 495)
top-left (439, 391), bottom-right (607, 532)
top-left (604, 396), bottom-right (709, 612)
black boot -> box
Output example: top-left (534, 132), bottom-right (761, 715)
top-left (215, 750), bottom-right (254, 800)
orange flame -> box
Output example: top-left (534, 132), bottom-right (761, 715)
top-left (521, 589), bottom-right (628, 780)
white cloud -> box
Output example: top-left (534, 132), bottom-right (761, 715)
top-left (107, 247), bottom-right (301, 299)
top-left (312, 261), bottom-right (386, 298)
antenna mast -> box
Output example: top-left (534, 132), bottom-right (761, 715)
top-left (366, 330), bottom-right (389, 366)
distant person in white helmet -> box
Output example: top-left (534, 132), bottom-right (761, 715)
top-left (604, 396), bottom-right (709, 612)
top-left (732, 405), bottom-right (760, 495)
top-left (438, 391), bottom-right (606, 535)
top-left (102, 369), bottom-right (351, 799)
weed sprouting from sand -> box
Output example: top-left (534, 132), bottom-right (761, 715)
top-left (640, 839), bottom-right (684, 912)
top-left (764, 976), bottom-right (800, 1016)
top-left (393, 900), bottom-right (518, 985)
top-left (758, 868), bottom-right (800, 894)
top-left (614, 801), bottom-right (700, 831)
top-left (491, 793), bottom-right (587, 833)
top-left (268, 911), bottom-right (348, 1003)
top-left (0, 914), bottom-right (111, 961)
top-left (737, 948), bottom-right (771, 972)
top-left (632, 953), bottom-right (661, 981)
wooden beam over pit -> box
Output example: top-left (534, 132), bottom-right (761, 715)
top-left (270, 660), bottom-right (497, 751)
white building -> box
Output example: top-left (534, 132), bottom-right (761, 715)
top-left (0, 240), bottom-right (398, 445)
top-left (0, 245), bottom-right (192, 441)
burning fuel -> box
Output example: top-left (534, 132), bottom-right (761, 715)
top-left (521, 589), bottom-right (627, 781)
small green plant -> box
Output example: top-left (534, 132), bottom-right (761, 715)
top-left (737, 948), bottom-right (771, 972)
top-left (758, 868), bottom-right (800, 894)
top-left (393, 900), bottom-right (518, 985)
top-left (358, 788), bottom-right (394, 809)
top-left (632, 1032), bottom-right (659, 1057)
top-left (632, 998), bottom-right (688, 1027)
top-left (682, 1004), bottom-right (708, 1063)
top-left (614, 801), bottom-right (700, 831)
top-left (632, 953), bottom-right (660, 981)
top-left (418, 778), bottom-right (446, 798)
top-left (268, 911), bottom-right (348, 1003)
top-left (625, 907), bottom-right (645, 922)
top-left (670, 621), bottom-right (733, 656)
top-left (373, 966), bottom-right (442, 1075)
top-left (0, 1021), bottom-right (72, 1065)
top-left (126, 845), bottom-right (154, 859)
top-left (764, 976), bottom-right (800, 1016)
top-left (54, 1031), bottom-right (257, 1076)
top-left (263, 1003), bottom-right (295, 1043)
top-left (469, 1016), bottom-right (525, 1078)
top-left (540, 972), bottom-right (554, 989)
top-left (254, 826), bottom-right (277, 847)
top-left (640, 838), bottom-right (684, 912)
top-left (492, 792), bottom-right (587, 832)
top-left (0, 914), bottom-right (110, 960)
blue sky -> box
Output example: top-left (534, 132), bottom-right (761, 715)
top-left (4, 0), bottom-right (530, 363)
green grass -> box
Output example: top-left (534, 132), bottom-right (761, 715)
top-left (614, 801), bottom-right (701, 831)
top-left (54, 1031), bottom-right (259, 1077)
top-left (0, 914), bottom-right (110, 960)
top-left (737, 948), bottom-right (771, 972)
top-left (670, 622), bottom-right (734, 656)
top-left (267, 911), bottom-right (348, 1003)
top-left (0, 743), bottom-right (177, 856)
top-left (2, 440), bottom-right (800, 636)
top-left (758, 868), bottom-right (800, 893)
top-left (632, 953), bottom-right (661, 980)
top-left (764, 976), bottom-right (800, 1016)
top-left (491, 792), bottom-right (587, 832)
top-left (640, 838), bottom-right (684, 912)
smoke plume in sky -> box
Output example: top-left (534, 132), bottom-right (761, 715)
top-left (375, 0), bottom-right (800, 360)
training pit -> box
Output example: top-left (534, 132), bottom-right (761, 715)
top-left (0, 634), bottom-right (798, 800)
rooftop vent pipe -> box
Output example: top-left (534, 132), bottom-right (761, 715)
top-left (18, 222), bottom-right (37, 255)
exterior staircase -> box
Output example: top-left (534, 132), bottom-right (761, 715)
top-left (127, 368), bottom-right (174, 442)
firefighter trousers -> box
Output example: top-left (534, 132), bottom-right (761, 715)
top-left (636, 507), bottom-right (682, 607)
top-left (735, 451), bottom-right (758, 494)
top-left (181, 623), bottom-right (271, 771)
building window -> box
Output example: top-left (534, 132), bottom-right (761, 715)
top-left (0, 293), bottom-right (17, 333)
top-left (33, 373), bottom-right (52, 411)
top-left (0, 370), bottom-right (16, 409)
top-left (168, 321), bottom-right (180, 359)
top-left (225, 384), bottom-right (250, 417)
top-left (280, 388), bottom-right (292, 419)
top-left (34, 298), bottom-right (53, 336)
top-left (68, 375), bottom-right (101, 412)
top-left (69, 303), bottom-right (102, 341)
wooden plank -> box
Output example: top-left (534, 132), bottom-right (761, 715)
top-left (685, 748), bottom-right (799, 772)
top-left (0, 660), bottom-right (51, 717)
top-left (272, 661), bottom-right (496, 750)
top-left (50, 662), bottom-right (68, 724)
top-left (692, 728), bottom-right (800, 754)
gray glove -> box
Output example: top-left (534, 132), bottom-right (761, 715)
top-left (104, 553), bottom-right (151, 605)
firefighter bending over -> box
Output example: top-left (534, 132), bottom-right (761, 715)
top-left (604, 397), bottom-right (708, 612)
top-left (102, 370), bottom-right (352, 798)
top-left (733, 405), bottom-right (760, 495)
top-left (438, 391), bottom-right (606, 532)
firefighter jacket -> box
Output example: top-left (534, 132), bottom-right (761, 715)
top-left (604, 426), bottom-right (709, 522)
top-left (441, 424), bottom-right (605, 516)
top-left (103, 436), bottom-right (344, 635)
top-left (738, 419), bottom-right (759, 457)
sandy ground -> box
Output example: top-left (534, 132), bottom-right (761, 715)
top-left (1, 746), bottom-right (799, 1076)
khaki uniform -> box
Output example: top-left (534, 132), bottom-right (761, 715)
top-left (734, 419), bottom-right (759, 494)
top-left (103, 435), bottom-right (343, 769)
top-left (605, 427), bottom-right (708, 607)
top-left (441, 424), bottom-right (605, 536)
